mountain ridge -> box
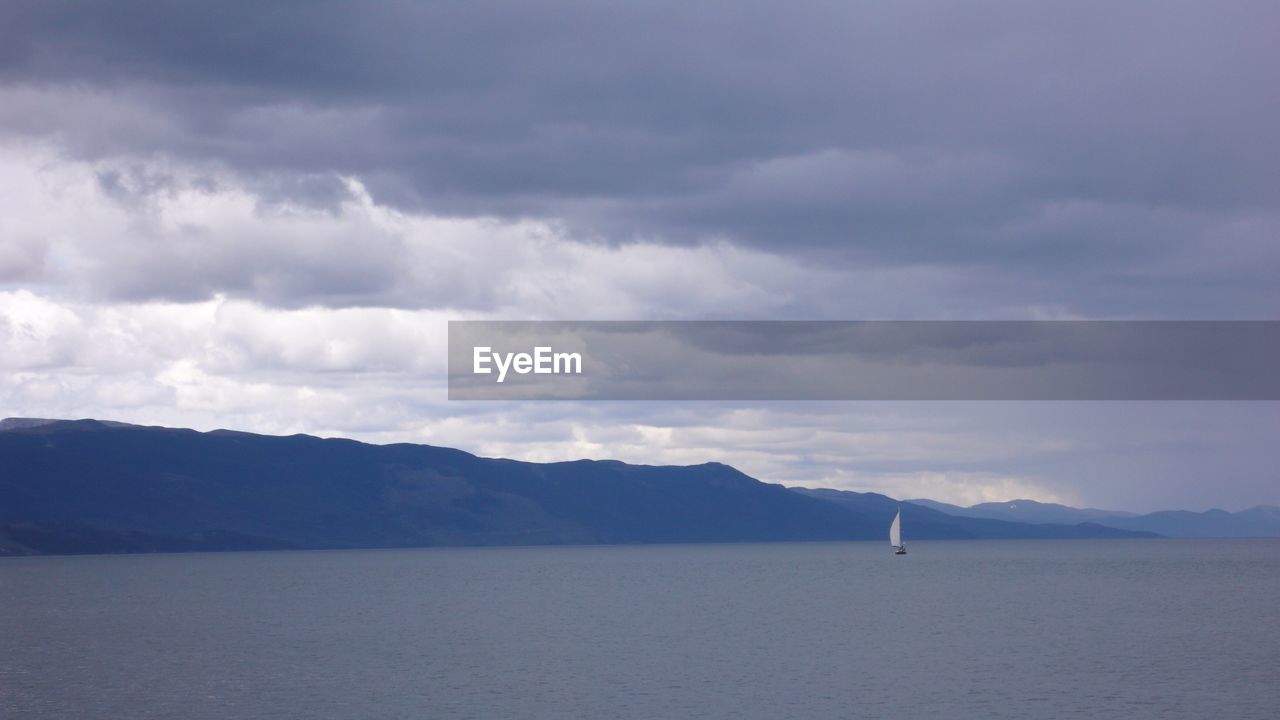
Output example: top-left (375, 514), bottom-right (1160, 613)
top-left (0, 418), bottom-right (1155, 555)
top-left (792, 488), bottom-right (1155, 540)
top-left (906, 497), bottom-right (1138, 524)
top-left (905, 496), bottom-right (1280, 538)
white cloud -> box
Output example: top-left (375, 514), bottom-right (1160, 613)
top-left (2, 141), bottom-right (1036, 320)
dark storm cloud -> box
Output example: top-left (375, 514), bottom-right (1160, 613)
top-left (4, 2), bottom-right (1278, 264)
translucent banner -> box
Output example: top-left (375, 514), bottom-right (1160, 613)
top-left (447, 321), bottom-right (1280, 400)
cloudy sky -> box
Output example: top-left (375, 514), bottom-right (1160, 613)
top-left (1, 1), bottom-right (1276, 511)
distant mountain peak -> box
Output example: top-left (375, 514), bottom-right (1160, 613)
top-left (1, 417), bottom-right (146, 432)
top-left (0, 418), bottom-right (63, 431)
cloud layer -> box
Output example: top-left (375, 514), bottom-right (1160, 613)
top-left (3, 2), bottom-right (1279, 315)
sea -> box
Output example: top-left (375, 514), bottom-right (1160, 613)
top-left (2, 539), bottom-right (1277, 719)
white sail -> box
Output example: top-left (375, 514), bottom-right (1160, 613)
top-left (889, 509), bottom-right (902, 548)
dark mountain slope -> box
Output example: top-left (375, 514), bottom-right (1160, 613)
top-left (0, 419), bottom-right (1153, 555)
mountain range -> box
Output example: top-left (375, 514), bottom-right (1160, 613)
top-left (906, 497), bottom-right (1137, 525)
top-left (0, 418), bottom-right (1271, 556)
top-left (908, 497), bottom-right (1280, 538)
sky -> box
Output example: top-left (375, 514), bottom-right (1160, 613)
top-left (1, 1), bottom-right (1277, 512)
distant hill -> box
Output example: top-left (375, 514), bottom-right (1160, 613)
top-left (1099, 506), bottom-right (1280, 538)
top-left (906, 498), bottom-right (1137, 525)
top-left (907, 497), bottom-right (1280, 538)
top-left (0, 418), bottom-right (1151, 555)
top-left (793, 488), bottom-right (1150, 540)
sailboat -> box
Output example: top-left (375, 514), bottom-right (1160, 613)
top-left (890, 508), bottom-right (907, 555)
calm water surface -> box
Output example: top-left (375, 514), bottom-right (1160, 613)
top-left (2, 540), bottom-right (1278, 719)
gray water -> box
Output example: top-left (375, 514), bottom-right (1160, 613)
top-left (2, 540), bottom-right (1278, 719)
